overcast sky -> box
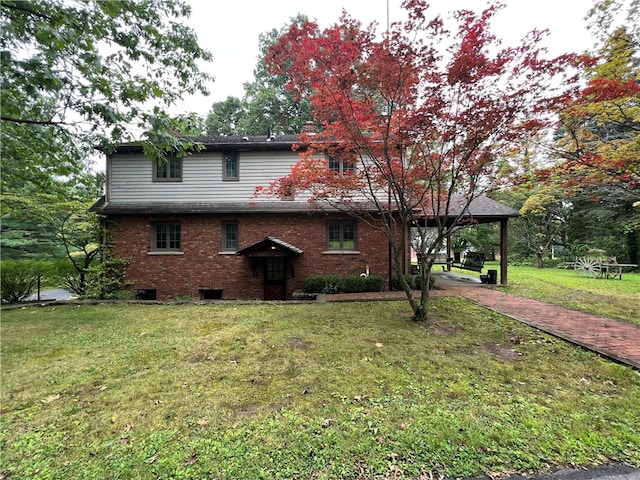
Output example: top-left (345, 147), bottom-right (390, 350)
top-left (172, 0), bottom-right (595, 117)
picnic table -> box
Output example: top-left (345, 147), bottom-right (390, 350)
top-left (571, 256), bottom-right (638, 279)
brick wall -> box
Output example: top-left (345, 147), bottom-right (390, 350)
top-left (107, 212), bottom-right (402, 300)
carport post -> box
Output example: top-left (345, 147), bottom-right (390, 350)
top-left (500, 219), bottom-right (508, 285)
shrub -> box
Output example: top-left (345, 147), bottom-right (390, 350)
top-left (84, 255), bottom-right (130, 299)
top-left (303, 274), bottom-right (342, 294)
top-left (1, 260), bottom-right (45, 303)
top-left (365, 274), bottom-right (385, 292)
top-left (48, 247), bottom-right (130, 299)
top-left (342, 274), bottom-right (385, 293)
top-left (342, 275), bottom-right (366, 293)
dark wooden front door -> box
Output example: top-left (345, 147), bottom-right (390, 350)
top-left (264, 257), bottom-right (287, 300)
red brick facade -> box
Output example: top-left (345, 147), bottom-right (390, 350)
top-left (108, 212), bottom-right (402, 300)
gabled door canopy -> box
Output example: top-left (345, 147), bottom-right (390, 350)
top-left (236, 236), bottom-right (303, 258)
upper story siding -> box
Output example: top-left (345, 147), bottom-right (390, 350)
top-left (107, 149), bottom-right (301, 204)
top-left (97, 134), bottom-right (381, 213)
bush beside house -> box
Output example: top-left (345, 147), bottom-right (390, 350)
top-left (303, 274), bottom-right (386, 294)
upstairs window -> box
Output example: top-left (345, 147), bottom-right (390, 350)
top-left (222, 221), bottom-right (238, 251)
top-left (153, 156), bottom-right (182, 182)
top-left (223, 152), bottom-right (239, 180)
top-left (153, 222), bottom-right (181, 251)
top-left (327, 154), bottom-right (355, 175)
top-left (327, 221), bottom-right (357, 250)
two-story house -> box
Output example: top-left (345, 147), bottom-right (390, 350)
top-left (90, 134), bottom-right (398, 300)
top-left (91, 133), bottom-right (520, 300)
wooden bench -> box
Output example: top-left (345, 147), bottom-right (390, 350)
top-left (451, 252), bottom-right (485, 272)
top-left (414, 251), bottom-right (486, 273)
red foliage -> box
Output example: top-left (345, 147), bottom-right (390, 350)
top-left (539, 73), bottom-right (640, 193)
top-left (260, 1), bottom-right (582, 216)
top-left (582, 78), bottom-right (640, 103)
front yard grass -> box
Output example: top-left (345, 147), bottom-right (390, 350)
top-left (491, 264), bottom-right (640, 325)
top-left (1, 300), bottom-right (639, 479)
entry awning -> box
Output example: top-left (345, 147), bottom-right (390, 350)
top-left (236, 237), bottom-right (303, 258)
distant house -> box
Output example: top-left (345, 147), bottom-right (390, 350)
top-left (90, 135), bottom-right (519, 300)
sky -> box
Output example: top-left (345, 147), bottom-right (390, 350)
top-left (173, 0), bottom-right (596, 117)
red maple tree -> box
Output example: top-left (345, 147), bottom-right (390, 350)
top-left (549, 27), bottom-right (640, 197)
top-left (261, 1), bottom-right (582, 322)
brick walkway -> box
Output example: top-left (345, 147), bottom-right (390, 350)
top-left (450, 287), bottom-right (640, 370)
top-left (327, 287), bottom-right (640, 369)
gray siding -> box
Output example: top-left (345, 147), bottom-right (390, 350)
top-left (109, 151), bottom-right (301, 203)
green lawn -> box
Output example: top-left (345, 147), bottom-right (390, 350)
top-left (1, 300), bottom-right (639, 479)
top-left (486, 263), bottom-right (640, 325)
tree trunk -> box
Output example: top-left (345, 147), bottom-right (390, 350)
top-left (536, 246), bottom-right (544, 268)
top-left (393, 268), bottom-right (430, 322)
top-left (412, 284), bottom-right (430, 322)
top-left (626, 230), bottom-right (638, 265)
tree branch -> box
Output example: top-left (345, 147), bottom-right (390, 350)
top-left (1, 1), bottom-right (54, 21)
top-left (1, 115), bottom-right (63, 126)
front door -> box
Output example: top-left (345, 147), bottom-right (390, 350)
top-left (264, 257), bottom-right (287, 300)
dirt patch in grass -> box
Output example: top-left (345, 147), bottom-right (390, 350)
top-left (433, 324), bottom-right (461, 336)
top-left (287, 336), bottom-right (310, 349)
top-left (188, 352), bottom-right (211, 363)
top-left (483, 343), bottom-right (522, 362)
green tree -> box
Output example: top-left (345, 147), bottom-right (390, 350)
top-left (517, 189), bottom-right (571, 267)
top-left (1, 170), bottom-right (122, 296)
top-left (205, 96), bottom-right (249, 136)
top-left (565, 188), bottom-right (639, 261)
top-left (450, 224), bottom-right (501, 261)
top-left (546, 2), bottom-right (640, 264)
top-left (587, 0), bottom-right (639, 46)
top-left (241, 15), bottom-right (315, 135)
top-left (1, 0), bottom-right (212, 194)
top-left (205, 15), bottom-right (314, 137)
top-left (4, 192), bottom-right (101, 296)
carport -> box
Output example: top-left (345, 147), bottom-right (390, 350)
top-left (415, 195), bottom-right (520, 285)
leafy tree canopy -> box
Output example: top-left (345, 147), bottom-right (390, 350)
top-left (502, 0), bottom-right (640, 266)
top-left (549, 0), bottom-right (639, 200)
top-left (1, 0), bottom-right (212, 194)
top-left (260, 0), bottom-right (582, 321)
top-left (205, 96), bottom-right (248, 136)
top-left (205, 15), bottom-right (314, 136)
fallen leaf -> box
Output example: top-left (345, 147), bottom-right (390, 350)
top-left (183, 454), bottom-right (198, 466)
top-left (375, 342), bottom-right (383, 348)
top-left (119, 437), bottom-right (130, 444)
top-left (196, 418), bottom-right (209, 426)
top-left (41, 394), bottom-right (60, 404)
top-left (321, 418), bottom-right (334, 428)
